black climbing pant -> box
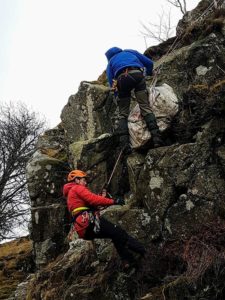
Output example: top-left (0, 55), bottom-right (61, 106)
top-left (116, 70), bottom-right (153, 118)
top-left (84, 216), bottom-right (146, 262)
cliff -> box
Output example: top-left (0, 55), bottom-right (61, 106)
top-left (4, 1), bottom-right (225, 299)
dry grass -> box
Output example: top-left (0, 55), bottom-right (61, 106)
top-left (189, 78), bottom-right (225, 93)
top-left (0, 237), bottom-right (32, 257)
top-left (182, 8), bottom-right (225, 45)
top-left (210, 78), bottom-right (225, 92)
top-left (182, 219), bottom-right (225, 282)
top-left (0, 237), bottom-right (33, 299)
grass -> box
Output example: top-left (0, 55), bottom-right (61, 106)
top-left (0, 237), bottom-right (33, 299)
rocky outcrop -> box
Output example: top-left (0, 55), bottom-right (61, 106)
top-left (61, 82), bottom-right (116, 143)
top-left (20, 1), bottom-right (225, 299)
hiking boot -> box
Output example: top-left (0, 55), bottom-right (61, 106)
top-left (114, 118), bottom-right (132, 153)
top-left (151, 131), bottom-right (164, 148)
top-left (127, 236), bottom-right (146, 256)
top-left (115, 118), bottom-right (129, 135)
top-left (119, 134), bottom-right (132, 154)
top-left (144, 113), bottom-right (164, 148)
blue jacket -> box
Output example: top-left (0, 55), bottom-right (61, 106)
top-left (105, 47), bottom-right (153, 87)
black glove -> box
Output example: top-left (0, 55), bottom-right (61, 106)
top-left (114, 197), bottom-right (125, 206)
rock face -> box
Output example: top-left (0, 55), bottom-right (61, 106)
top-left (23, 2), bottom-right (225, 299)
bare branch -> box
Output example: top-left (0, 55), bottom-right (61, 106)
top-left (166, 0), bottom-right (187, 14)
top-left (140, 9), bottom-right (175, 44)
top-left (0, 102), bottom-right (46, 241)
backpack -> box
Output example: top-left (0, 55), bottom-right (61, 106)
top-left (128, 83), bottom-right (178, 149)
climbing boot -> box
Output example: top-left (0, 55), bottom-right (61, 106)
top-left (115, 118), bottom-right (128, 134)
top-left (144, 113), bottom-right (164, 148)
top-left (120, 135), bottom-right (132, 154)
top-left (151, 129), bottom-right (164, 148)
top-left (115, 118), bottom-right (132, 154)
top-left (127, 236), bottom-right (146, 257)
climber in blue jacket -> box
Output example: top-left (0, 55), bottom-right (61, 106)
top-left (105, 47), bottom-right (163, 151)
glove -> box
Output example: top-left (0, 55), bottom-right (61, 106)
top-left (101, 188), bottom-right (107, 197)
top-left (114, 197), bottom-right (125, 206)
top-left (100, 189), bottom-right (113, 199)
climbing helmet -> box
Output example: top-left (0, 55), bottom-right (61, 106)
top-left (67, 170), bottom-right (87, 182)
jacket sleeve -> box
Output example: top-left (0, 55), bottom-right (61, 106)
top-left (78, 186), bottom-right (115, 207)
top-left (132, 50), bottom-right (153, 76)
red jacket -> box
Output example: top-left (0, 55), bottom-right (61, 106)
top-left (63, 182), bottom-right (114, 213)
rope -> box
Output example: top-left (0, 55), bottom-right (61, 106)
top-left (194, 1), bottom-right (215, 23)
top-left (100, 146), bottom-right (124, 193)
top-left (106, 147), bottom-right (124, 187)
top-left (216, 64), bottom-right (225, 75)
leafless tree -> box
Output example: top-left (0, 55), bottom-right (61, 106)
top-left (166, 0), bottom-right (187, 15)
top-left (140, 9), bottom-right (175, 43)
top-left (140, 0), bottom-right (196, 46)
top-left (0, 102), bottom-right (46, 241)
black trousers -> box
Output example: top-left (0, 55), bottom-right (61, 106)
top-left (84, 216), bottom-right (146, 262)
top-left (116, 70), bottom-right (153, 118)
top-left (117, 70), bottom-right (146, 98)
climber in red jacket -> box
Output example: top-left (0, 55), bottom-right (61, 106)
top-left (63, 169), bottom-right (146, 269)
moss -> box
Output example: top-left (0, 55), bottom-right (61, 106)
top-left (40, 148), bottom-right (68, 162)
top-left (69, 141), bottom-right (84, 168)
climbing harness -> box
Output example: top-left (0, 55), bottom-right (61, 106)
top-left (71, 209), bottom-right (101, 239)
top-left (93, 212), bottom-right (101, 234)
top-left (71, 206), bottom-right (89, 215)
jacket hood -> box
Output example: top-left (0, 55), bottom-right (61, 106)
top-left (105, 47), bottom-right (122, 61)
top-left (63, 182), bottom-right (76, 197)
